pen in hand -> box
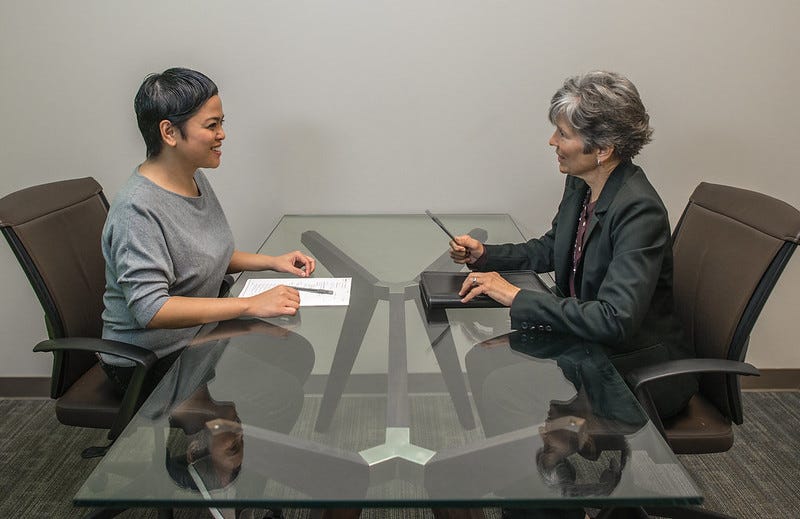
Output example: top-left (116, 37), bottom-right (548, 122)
top-left (425, 210), bottom-right (456, 241)
top-left (426, 210), bottom-right (472, 260)
top-left (293, 286), bottom-right (334, 295)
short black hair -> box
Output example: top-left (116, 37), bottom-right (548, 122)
top-left (134, 67), bottom-right (218, 158)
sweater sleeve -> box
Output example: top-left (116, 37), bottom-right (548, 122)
top-left (105, 203), bottom-right (173, 328)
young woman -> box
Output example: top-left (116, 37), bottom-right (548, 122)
top-left (99, 67), bottom-right (315, 394)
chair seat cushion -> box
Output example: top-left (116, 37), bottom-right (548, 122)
top-left (663, 393), bottom-right (733, 454)
top-left (55, 363), bottom-right (121, 429)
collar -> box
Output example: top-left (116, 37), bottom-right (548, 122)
top-left (591, 159), bottom-right (635, 216)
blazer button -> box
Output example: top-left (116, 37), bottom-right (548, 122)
top-left (521, 322), bottom-right (529, 330)
top-left (545, 325), bottom-right (552, 332)
top-left (538, 325), bottom-right (545, 331)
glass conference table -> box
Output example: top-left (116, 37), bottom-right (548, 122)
top-left (75, 214), bottom-right (702, 517)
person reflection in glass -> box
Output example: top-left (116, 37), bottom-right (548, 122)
top-left (166, 384), bottom-right (279, 519)
top-left (466, 331), bottom-right (646, 519)
top-left (134, 318), bottom-right (313, 519)
top-left (534, 361), bottom-right (640, 504)
top-left (166, 384), bottom-right (244, 493)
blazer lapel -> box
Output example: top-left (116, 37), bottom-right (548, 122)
top-left (584, 211), bottom-right (601, 244)
top-left (583, 160), bottom-right (633, 245)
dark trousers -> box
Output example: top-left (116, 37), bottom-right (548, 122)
top-left (99, 348), bottom-right (183, 399)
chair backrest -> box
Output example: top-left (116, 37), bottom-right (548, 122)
top-left (0, 177), bottom-right (109, 397)
top-left (671, 182), bottom-right (800, 423)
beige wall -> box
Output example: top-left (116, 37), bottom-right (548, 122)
top-left (1, 0), bottom-right (798, 376)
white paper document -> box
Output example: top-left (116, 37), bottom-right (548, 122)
top-left (238, 277), bottom-right (352, 306)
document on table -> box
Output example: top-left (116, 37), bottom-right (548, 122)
top-left (238, 277), bottom-right (352, 306)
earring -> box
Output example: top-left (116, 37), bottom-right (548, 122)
top-left (597, 158), bottom-right (601, 166)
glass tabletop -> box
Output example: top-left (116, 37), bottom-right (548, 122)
top-left (75, 214), bottom-right (701, 510)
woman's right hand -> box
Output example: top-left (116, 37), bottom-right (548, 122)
top-left (244, 285), bottom-right (301, 318)
top-left (449, 234), bottom-right (485, 264)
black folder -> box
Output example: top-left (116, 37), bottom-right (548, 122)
top-left (419, 270), bottom-right (551, 310)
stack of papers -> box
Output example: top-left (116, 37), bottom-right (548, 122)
top-left (238, 277), bottom-right (352, 306)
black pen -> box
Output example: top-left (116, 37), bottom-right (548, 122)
top-left (425, 210), bottom-right (456, 241)
top-left (293, 286), bottom-right (334, 295)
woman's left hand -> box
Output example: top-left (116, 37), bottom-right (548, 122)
top-left (273, 251), bottom-right (316, 277)
top-left (459, 271), bottom-right (521, 307)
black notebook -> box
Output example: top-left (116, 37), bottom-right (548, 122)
top-left (419, 270), bottom-right (551, 310)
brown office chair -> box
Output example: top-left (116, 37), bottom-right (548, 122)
top-left (626, 182), bottom-right (800, 518)
top-left (0, 177), bottom-right (157, 459)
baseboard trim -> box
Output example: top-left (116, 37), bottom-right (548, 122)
top-left (0, 369), bottom-right (797, 398)
top-left (741, 368), bottom-right (800, 390)
top-left (0, 377), bottom-right (50, 398)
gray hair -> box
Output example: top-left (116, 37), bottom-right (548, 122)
top-left (548, 71), bottom-right (653, 161)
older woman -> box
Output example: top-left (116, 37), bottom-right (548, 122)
top-left (450, 71), bottom-right (696, 418)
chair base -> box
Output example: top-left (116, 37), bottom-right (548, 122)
top-left (643, 506), bottom-right (734, 519)
top-left (81, 442), bottom-right (113, 459)
top-left (82, 509), bottom-right (173, 519)
top-left (82, 509), bottom-right (126, 519)
top-left (596, 507), bottom-right (649, 519)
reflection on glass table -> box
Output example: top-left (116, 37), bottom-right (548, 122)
top-left (75, 215), bottom-right (701, 516)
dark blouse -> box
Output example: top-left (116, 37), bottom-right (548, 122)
top-left (569, 191), bottom-right (597, 297)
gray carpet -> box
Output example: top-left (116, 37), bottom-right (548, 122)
top-left (1, 392), bottom-right (798, 519)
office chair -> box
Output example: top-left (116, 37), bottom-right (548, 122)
top-left (626, 182), bottom-right (800, 519)
top-left (0, 177), bottom-right (157, 459)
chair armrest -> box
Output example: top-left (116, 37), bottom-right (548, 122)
top-left (219, 273), bottom-right (237, 297)
top-left (626, 358), bottom-right (759, 393)
top-left (34, 337), bottom-right (157, 368)
top-left (35, 337), bottom-right (162, 442)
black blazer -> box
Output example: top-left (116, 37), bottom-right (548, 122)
top-left (477, 160), bottom-right (696, 416)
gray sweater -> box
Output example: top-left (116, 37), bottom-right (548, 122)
top-left (100, 169), bottom-right (234, 365)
